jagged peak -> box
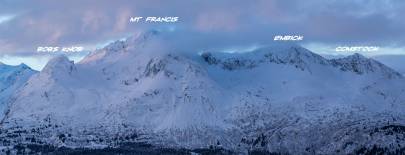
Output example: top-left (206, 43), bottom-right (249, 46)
top-left (203, 44), bottom-right (325, 62)
top-left (16, 63), bottom-right (30, 70)
top-left (342, 53), bottom-right (368, 61)
top-left (0, 62), bottom-right (34, 72)
top-left (331, 53), bottom-right (374, 67)
top-left (331, 53), bottom-right (402, 78)
top-left (0, 62), bottom-right (37, 90)
top-left (351, 53), bottom-right (367, 59)
top-left (126, 29), bottom-right (160, 45)
top-left (105, 29), bottom-right (162, 51)
top-left (80, 30), bottom-right (164, 64)
top-left (104, 40), bottom-right (127, 52)
top-left (201, 44), bottom-right (329, 71)
top-left (42, 55), bottom-right (76, 76)
top-left (201, 46), bottom-right (402, 78)
top-left (45, 55), bottom-right (72, 66)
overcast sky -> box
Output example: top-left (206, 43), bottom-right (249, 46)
top-left (1, 0), bottom-right (405, 70)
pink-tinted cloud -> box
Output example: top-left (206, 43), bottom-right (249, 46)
top-left (195, 10), bottom-right (240, 32)
top-left (0, 0), bottom-right (404, 56)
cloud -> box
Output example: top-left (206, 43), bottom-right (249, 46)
top-left (194, 10), bottom-right (240, 32)
top-left (0, 0), bottom-right (404, 57)
top-left (0, 14), bottom-right (16, 24)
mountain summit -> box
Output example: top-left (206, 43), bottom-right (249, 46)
top-left (0, 63), bottom-right (37, 120)
top-left (331, 53), bottom-right (402, 78)
top-left (1, 33), bottom-right (405, 154)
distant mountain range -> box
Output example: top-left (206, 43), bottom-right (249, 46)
top-left (1, 31), bottom-right (405, 154)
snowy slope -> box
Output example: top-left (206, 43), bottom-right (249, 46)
top-left (373, 55), bottom-right (405, 75)
top-left (0, 63), bottom-right (37, 121)
top-left (1, 31), bottom-right (405, 154)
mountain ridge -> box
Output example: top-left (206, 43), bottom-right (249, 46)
top-left (0, 62), bottom-right (37, 122)
top-left (1, 32), bottom-right (405, 154)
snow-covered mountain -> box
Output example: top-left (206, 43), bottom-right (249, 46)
top-left (1, 31), bottom-right (405, 154)
top-left (373, 55), bottom-right (405, 76)
top-left (0, 63), bottom-right (36, 122)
